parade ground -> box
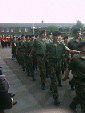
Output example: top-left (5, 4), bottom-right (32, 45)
top-left (0, 45), bottom-right (81, 113)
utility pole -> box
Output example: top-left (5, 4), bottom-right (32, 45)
top-left (33, 23), bottom-right (35, 35)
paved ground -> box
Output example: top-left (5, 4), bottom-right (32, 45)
top-left (0, 45), bottom-right (81, 113)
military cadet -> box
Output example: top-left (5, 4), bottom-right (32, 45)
top-left (46, 32), bottom-right (53, 42)
top-left (67, 27), bottom-right (84, 90)
top-left (57, 34), bottom-right (62, 42)
top-left (45, 32), bottom-right (53, 78)
top-left (26, 35), bottom-right (36, 81)
top-left (25, 35), bottom-right (30, 42)
top-left (62, 36), bottom-right (69, 75)
top-left (42, 31), bottom-right (80, 105)
top-left (10, 35), bottom-right (16, 47)
top-left (29, 29), bottom-right (48, 90)
top-left (19, 35), bottom-right (26, 71)
top-left (62, 41), bottom-right (85, 113)
top-left (12, 36), bottom-right (17, 60)
top-left (16, 38), bottom-right (21, 65)
top-left (35, 34), bottom-right (39, 39)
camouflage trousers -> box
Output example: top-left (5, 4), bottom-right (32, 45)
top-left (71, 78), bottom-right (85, 113)
top-left (48, 60), bottom-right (62, 99)
top-left (37, 56), bottom-right (46, 84)
top-left (17, 50), bottom-right (21, 64)
top-left (25, 56), bottom-right (34, 77)
top-left (20, 52), bottom-right (25, 68)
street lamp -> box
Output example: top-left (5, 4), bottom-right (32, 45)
top-left (33, 23), bottom-right (35, 35)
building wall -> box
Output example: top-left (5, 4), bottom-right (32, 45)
top-left (0, 27), bottom-right (32, 37)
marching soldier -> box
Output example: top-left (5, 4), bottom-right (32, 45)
top-left (26, 35), bottom-right (36, 81)
top-left (62, 41), bottom-right (85, 113)
top-left (18, 35), bottom-right (26, 71)
top-left (29, 29), bottom-right (48, 90)
top-left (42, 31), bottom-right (80, 105)
top-left (16, 38), bottom-right (21, 65)
top-left (12, 36), bottom-right (17, 60)
top-left (45, 32), bottom-right (53, 78)
top-left (67, 27), bottom-right (84, 90)
top-left (62, 36), bottom-right (69, 75)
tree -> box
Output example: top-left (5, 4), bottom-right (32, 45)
top-left (46, 25), bottom-right (58, 32)
top-left (71, 20), bottom-right (84, 33)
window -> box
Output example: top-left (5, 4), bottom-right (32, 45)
top-left (11, 28), bottom-right (13, 32)
top-left (1, 28), bottom-right (4, 32)
top-left (25, 28), bottom-right (28, 32)
top-left (6, 28), bottom-right (9, 32)
top-left (19, 28), bottom-right (21, 32)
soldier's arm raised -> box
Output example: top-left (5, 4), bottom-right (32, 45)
top-left (65, 46), bottom-right (80, 54)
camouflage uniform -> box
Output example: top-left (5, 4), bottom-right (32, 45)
top-left (68, 54), bottom-right (85, 113)
top-left (12, 40), bottom-right (17, 58)
top-left (46, 41), bottom-right (65, 99)
top-left (19, 40), bottom-right (26, 70)
top-left (33, 37), bottom-right (48, 84)
top-left (45, 37), bottom-right (53, 77)
top-left (16, 40), bottom-right (21, 65)
top-left (68, 37), bottom-right (84, 87)
top-left (26, 41), bottom-right (35, 77)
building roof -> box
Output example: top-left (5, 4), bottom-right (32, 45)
top-left (0, 23), bottom-right (78, 28)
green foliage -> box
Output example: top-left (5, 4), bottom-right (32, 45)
top-left (71, 20), bottom-right (84, 33)
top-left (46, 25), bottom-right (58, 32)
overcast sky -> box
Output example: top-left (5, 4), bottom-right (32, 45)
top-left (0, 0), bottom-right (85, 23)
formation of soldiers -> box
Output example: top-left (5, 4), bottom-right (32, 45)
top-left (10, 28), bottom-right (85, 113)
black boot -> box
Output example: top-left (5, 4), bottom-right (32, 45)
top-left (23, 67), bottom-right (25, 71)
top-left (46, 74), bottom-right (49, 78)
top-left (9, 93), bottom-right (15, 97)
top-left (13, 101), bottom-right (17, 105)
top-left (41, 83), bottom-right (45, 90)
top-left (54, 97), bottom-right (60, 105)
top-left (27, 72), bottom-right (30, 77)
top-left (58, 80), bottom-right (62, 87)
top-left (69, 103), bottom-right (76, 110)
top-left (33, 77), bottom-right (36, 81)
top-left (69, 81), bottom-right (75, 90)
top-left (12, 55), bottom-right (13, 60)
top-left (50, 85), bottom-right (52, 91)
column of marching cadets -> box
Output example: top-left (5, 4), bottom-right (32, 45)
top-left (11, 28), bottom-right (85, 113)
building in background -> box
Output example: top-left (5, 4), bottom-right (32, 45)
top-left (0, 23), bottom-right (85, 37)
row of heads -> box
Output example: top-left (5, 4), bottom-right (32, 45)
top-left (15, 27), bottom-right (81, 38)
top-left (40, 27), bottom-right (81, 36)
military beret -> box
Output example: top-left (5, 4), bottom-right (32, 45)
top-left (52, 31), bottom-right (61, 36)
top-left (77, 41), bottom-right (85, 48)
top-left (25, 35), bottom-right (29, 38)
top-left (73, 28), bottom-right (81, 33)
top-left (18, 38), bottom-right (21, 41)
top-left (35, 34), bottom-right (39, 37)
top-left (40, 29), bottom-right (46, 35)
top-left (21, 35), bottom-right (25, 37)
top-left (47, 32), bottom-right (52, 36)
top-left (63, 36), bottom-right (68, 40)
